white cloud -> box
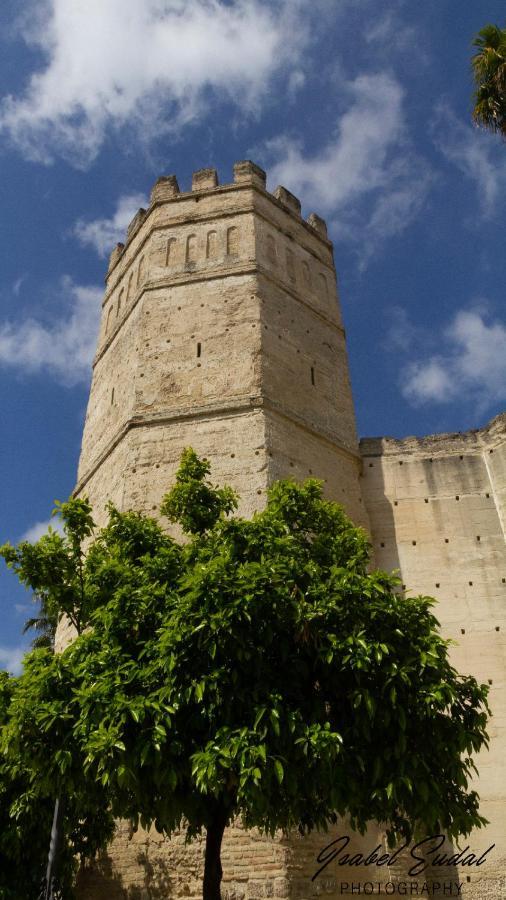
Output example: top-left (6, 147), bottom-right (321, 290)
top-left (402, 310), bottom-right (506, 410)
top-left (266, 73), bottom-right (405, 209)
top-left (13, 275), bottom-right (27, 296)
top-left (385, 305), bottom-right (420, 352)
top-left (263, 72), bottom-right (432, 262)
top-left (20, 518), bottom-right (64, 543)
top-left (362, 158), bottom-right (432, 260)
top-left (73, 193), bottom-right (147, 257)
top-left (14, 603), bottom-right (32, 616)
top-left (287, 69), bottom-right (306, 100)
top-left (0, 277), bottom-right (102, 386)
top-left (0, 0), bottom-right (306, 166)
top-left (403, 359), bottom-right (453, 404)
top-left (0, 645), bottom-right (26, 676)
top-left (433, 104), bottom-right (506, 218)
top-left (365, 12), bottom-right (404, 45)
top-left (364, 9), bottom-right (428, 64)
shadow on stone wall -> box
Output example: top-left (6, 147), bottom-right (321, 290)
top-left (358, 441), bottom-right (402, 578)
top-left (75, 845), bottom-right (174, 899)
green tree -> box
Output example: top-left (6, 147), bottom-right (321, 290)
top-left (22, 604), bottom-right (58, 650)
top-left (0, 450), bottom-right (490, 900)
top-left (472, 23), bottom-right (506, 137)
top-left (0, 499), bottom-right (114, 898)
top-left (16, 515), bottom-right (72, 651)
top-left (0, 669), bottom-right (114, 898)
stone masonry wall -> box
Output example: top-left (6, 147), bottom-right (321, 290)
top-left (359, 414), bottom-right (506, 899)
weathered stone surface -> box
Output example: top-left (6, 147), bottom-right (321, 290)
top-left (306, 214), bottom-right (327, 240)
top-left (273, 186), bottom-right (301, 216)
top-left (233, 161), bottom-right (266, 189)
top-left (61, 163), bottom-right (506, 899)
top-left (150, 175), bottom-right (180, 205)
top-left (192, 167), bottom-right (219, 191)
top-left (360, 413), bottom-right (506, 899)
top-left (107, 242), bottom-right (124, 275)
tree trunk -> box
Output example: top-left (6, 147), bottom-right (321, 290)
top-left (203, 802), bottom-right (228, 900)
top-left (45, 793), bottom-right (65, 900)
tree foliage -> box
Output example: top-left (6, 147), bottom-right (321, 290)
top-left (0, 499), bottom-right (114, 897)
top-left (0, 668), bottom-right (114, 898)
top-left (472, 23), bottom-right (506, 137)
top-left (0, 449), bottom-right (490, 899)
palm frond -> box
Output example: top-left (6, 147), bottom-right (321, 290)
top-left (471, 23), bottom-right (506, 137)
top-left (22, 607), bottom-right (57, 648)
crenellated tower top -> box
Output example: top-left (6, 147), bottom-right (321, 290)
top-left (77, 157), bottom-right (365, 536)
top-left (106, 160), bottom-right (328, 279)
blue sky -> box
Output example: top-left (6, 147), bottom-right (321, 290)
top-left (1, 0), bottom-right (505, 671)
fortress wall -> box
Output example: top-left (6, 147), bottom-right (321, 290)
top-left (359, 415), bottom-right (505, 630)
top-left (79, 299), bottom-right (141, 478)
top-left (103, 178), bottom-right (259, 310)
top-left (76, 819), bottom-right (291, 900)
top-left (76, 408), bottom-right (270, 528)
top-left (80, 193), bottom-right (262, 491)
top-left (251, 190), bottom-right (335, 283)
top-left (251, 181), bottom-right (366, 531)
top-left (264, 410), bottom-right (367, 529)
top-left (132, 274), bottom-right (261, 419)
top-left (120, 410), bottom-right (270, 521)
top-left (66, 162), bottom-right (506, 899)
top-left (485, 416), bottom-right (506, 531)
top-left (359, 414), bottom-right (506, 897)
top-left (257, 272), bottom-right (358, 454)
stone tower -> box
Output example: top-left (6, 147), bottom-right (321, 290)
top-left (72, 161), bottom-right (506, 899)
top-left (75, 161), bottom-right (366, 533)
top-left (73, 160), bottom-right (373, 898)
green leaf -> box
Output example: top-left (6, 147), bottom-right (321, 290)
top-left (140, 743), bottom-right (150, 766)
top-left (269, 710), bottom-right (280, 736)
top-left (274, 760), bottom-right (284, 784)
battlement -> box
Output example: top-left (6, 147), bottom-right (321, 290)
top-left (107, 160), bottom-right (329, 275)
top-left (360, 411), bottom-right (506, 459)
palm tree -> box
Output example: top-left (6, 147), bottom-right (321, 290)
top-left (23, 603), bottom-right (58, 650)
top-left (472, 24), bottom-right (506, 137)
